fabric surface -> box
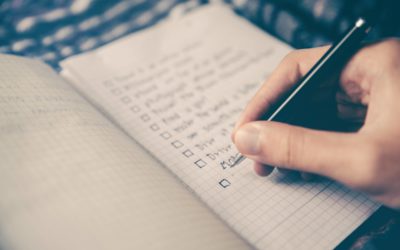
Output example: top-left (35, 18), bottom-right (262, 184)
top-left (1, 0), bottom-right (399, 69)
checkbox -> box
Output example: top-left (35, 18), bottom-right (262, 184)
top-left (140, 114), bottom-right (151, 122)
top-left (219, 179), bottom-right (231, 188)
top-left (111, 88), bottom-right (122, 96)
top-left (121, 96), bottom-right (132, 104)
top-left (182, 149), bottom-right (194, 158)
top-left (130, 106), bottom-right (141, 113)
top-left (194, 159), bottom-right (207, 168)
top-left (150, 124), bottom-right (160, 131)
top-left (160, 132), bottom-right (172, 139)
top-left (171, 140), bottom-right (184, 148)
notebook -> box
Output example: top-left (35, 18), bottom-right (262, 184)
top-left (0, 4), bottom-right (379, 250)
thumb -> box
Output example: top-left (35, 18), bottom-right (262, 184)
top-left (233, 121), bottom-right (362, 181)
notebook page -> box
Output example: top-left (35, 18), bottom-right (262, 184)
top-left (0, 54), bottom-right (250, 250)
top-left (61, 5), bottom-right (379, 250)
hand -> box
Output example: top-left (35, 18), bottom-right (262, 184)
top-left (232, 39), bottom-right (400, 209)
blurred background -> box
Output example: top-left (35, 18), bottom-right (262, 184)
top-left (0, 0), bottom-right (399, 69)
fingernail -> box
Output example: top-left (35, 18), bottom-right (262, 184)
top-left (234, 124), bottom-right (260, 155)
top-left (231, 113), bottom-right (246, 143)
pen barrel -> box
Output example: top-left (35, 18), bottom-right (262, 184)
top-left (265, 18), bottom-right (372, 128)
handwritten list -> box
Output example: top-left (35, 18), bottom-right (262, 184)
top-left (61, 5), bottom-right (378, 250)
top-left (101, 42), bottom-right (274, 187)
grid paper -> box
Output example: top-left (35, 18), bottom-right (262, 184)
top-left (61, 5), bottom-right (379, 250)
top-left (0, 54), bottom-right (250, 250)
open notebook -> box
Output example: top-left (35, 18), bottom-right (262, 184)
top-left (0, 4), bottom-right (379, 250)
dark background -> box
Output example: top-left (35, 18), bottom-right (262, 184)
top-left (1, 0), bottom-right (400, 69)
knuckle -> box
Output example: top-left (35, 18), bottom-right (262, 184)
top-left (369, 39), bottom-right (400, 68)
top-left (282, 127), bottom-right (304, 168)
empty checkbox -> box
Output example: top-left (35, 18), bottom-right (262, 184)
top-left (150, 124), bottom-right (160, 131)
top-left (160, 132), bottom-right (172, 139)
top-left (171, 140), bottom-right (184, 148)
top-left (140, 114), bottom-right (151, 122)
top-left (130, 106), bottom-right (141, 113)
top-left (194, 159), bottom-right (207, 168)
top-left (219, 179), bottom-right (231, 188)
top-left (121, 96), bottom-right (132, 104)
top-left (182, 149), bottom-right (194, 157)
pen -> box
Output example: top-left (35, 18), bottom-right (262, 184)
top-left (233, 17), bottom-right (373, 166)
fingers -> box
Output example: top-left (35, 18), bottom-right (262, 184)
top-left (256, 164), bottom-right (314, 180)
top-left (336, 90), bottom-right (367, 122)
top-left (339, 39), bottom-right (400, 106)
top-left (233, 121), bottom-right (361, 182)
top-left (253, 162), bottom-right (274, 176)
top-left (337, 103), bottom-right (367, 122)
top-left (232, 46), bottom-right (330, 141)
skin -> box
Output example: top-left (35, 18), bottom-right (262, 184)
top-left (231, 39), bottom-right (400, 210)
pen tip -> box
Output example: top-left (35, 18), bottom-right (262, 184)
top-left (232, 154), bottom-right (246, 167)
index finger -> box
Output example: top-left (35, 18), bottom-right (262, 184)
top-left (232, 46), bottom-right (330, 140)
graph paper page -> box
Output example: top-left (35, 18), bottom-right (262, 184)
top-left (0, 54), bottom-right (250, 250)
top-left (61, 5), bottom-right (379, 250)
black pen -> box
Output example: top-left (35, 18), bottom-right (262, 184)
top-left (233, 17), bottom-right (373, 166)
